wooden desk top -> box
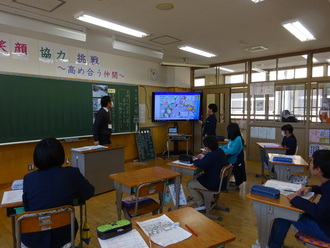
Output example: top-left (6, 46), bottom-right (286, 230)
top-left (246, 192), bottom-right (305, 213)
top-left (167, 161), bottom-right (199, 170)
top-left (0, 184), bottom-right (23, 208)
top-left (256, 142), bottom-right (288, 150)
top-left (109, 166), bottom-right (181, 188)
top-left (268, 153), bottom-right (308, 167)
top-left (132, 207), bottom-right (236, 248)
top-left (71, 144), bottom-right (125, 154)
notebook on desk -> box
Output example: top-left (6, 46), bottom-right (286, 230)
top-left (168, 127), bottom-right (178, 136)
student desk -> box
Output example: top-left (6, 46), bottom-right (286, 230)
top-left (268, 153), bottom-right (308, 181)
top-left (0, 184), bottom-right (84, 248)
top-left (166, 134), bottom-right (192, 158)
top-left (246, 192), bottom-right (307, 248)
top-left (256, 142), bottom-right (288, 178)
top-left (71, 144), bottom-right (125, 195)
top-left (131, 207), bottom-right (236, 248)
top-left (167, 161), bottom-right (200, 177)
top-left (109, 166), bottom-right (181, 220)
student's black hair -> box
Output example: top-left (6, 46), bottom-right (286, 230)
top-left (203, 135), bottom-right (218, 151)
top-left (101, 95), bottom-right (111, 107)
top-left (281, 124), bottom-right (293, 134)
top-left (227, 123), bottom-right (242, 142)
top-left (312, 149), bottom-right (330, 179)
top-left (33, 137), bottom-right (65, 170)
top-left (208, 104), bottom-right (218, 113)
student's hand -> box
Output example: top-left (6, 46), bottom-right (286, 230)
top-left (287, 193), bottom-right (299, 200)
top-left (94, 141), bottom-right (100, 145)
top-left (196, 153), bottom-right (204, 160)
top-left (198, 120), bottom-right (203, 125)
top-left (296, 186), bottom-right (312, 196)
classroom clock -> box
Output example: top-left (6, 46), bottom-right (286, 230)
top-left (148, 68), bottom-right (158, 80)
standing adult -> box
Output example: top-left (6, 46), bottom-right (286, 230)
top-left (93, 95), bottom-right (113, 145)
top-left (199, 103), bottom-right (217, 137)
top-left (22, 137), bottom-right (95, 248)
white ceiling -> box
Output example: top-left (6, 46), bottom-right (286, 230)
top-left (0, 0), bottom-right (330, 66)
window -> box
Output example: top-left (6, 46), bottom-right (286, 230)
top-left (310, 82), bottom-right (330, 123)
top-left (230, 91), bottom-right (248, 120)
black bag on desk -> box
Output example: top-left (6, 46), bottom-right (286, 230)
top-left (251, 185), bottom-right (280, 199)
top-left (179, 154), bottom-right (193, 164)
top-left (97, 219), bottom-right (132, 240)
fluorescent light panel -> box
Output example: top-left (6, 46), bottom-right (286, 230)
top-left (0, 5), bottom-right (86, 41)
top-left (178, 45), bottom-right (217, 58)
top-left (282, 21), bottom-right (315, 42)
top-left (251, 0), bottom-right (264, 3)
top-left (112, 35), bottom-right (163, 59)
top-left (160, 62), bottom-right (209, 68)
top-left (75, 12), bottom-right (149, 38)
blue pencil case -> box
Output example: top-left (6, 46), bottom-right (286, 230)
top-left (251, 185), bottom-right (280, 199)
top-left (272, 156), bottom-right (293, 163)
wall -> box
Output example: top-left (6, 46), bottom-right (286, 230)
top-left (0, 31), bottom-right (191, 184)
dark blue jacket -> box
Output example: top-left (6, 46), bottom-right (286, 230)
top-left (193, 148), bottom-right (227, 190)
top-left (282, 134), bottom-right (297, 155)
top-left (291, 180), bottom-right (330, 237)
top-left (22, 166), bottom-right (95, 248)
top-left (202, 114), bottom-right (217, 136)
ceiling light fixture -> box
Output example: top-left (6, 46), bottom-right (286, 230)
top-left (112, 35), bottom-right (163, 59)
top-left (160, 62), bottom-right (210, 68)
top-left (75, 12), bottom-right (149, 38)
top-left (0, 4), bottom-right (86, 41)
top-left (178, 45), bottom-right (217, 58)
top-left (251, 0), bottom-right (264, 3)
top-left (282, 21), bottom-right (315, 42)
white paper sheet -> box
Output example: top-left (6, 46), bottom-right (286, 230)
top-left (264, 180), bottom-right (314, 199)
top-left (137, 214), bottom-right (191, 247)
top-left (171, 160), bottom-right (193, 166)
top-left (1, 190), bottom-right (23, 205)
top-left (98, 229), bottom-right (149, 248)
top-left (169, 184), bottom-right (187, 206)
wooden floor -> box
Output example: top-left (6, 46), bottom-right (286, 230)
top-left (0, 156), bottom-right (314, 248)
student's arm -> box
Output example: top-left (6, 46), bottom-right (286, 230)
top-left (73, 168), bottom-right (95, 200)
top-left (220, 137), bottom-right (242, 155)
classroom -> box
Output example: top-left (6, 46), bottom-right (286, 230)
top-left (1, 1), bottom-right (330, 248)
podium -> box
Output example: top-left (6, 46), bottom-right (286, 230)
top-left (71, 144), bottom-right (124, 195)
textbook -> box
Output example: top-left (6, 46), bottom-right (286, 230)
top-left (1, 190), bottom-right (23, 205)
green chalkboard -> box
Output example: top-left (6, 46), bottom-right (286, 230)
top-left (135, 128), bottom-right (156, 161)
top-left (0, 73), bottom-right (139, 144)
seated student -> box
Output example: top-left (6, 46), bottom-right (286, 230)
top-left (281, 110), bottom-right (299, 122)
top-left (22, 137), bottom-right (95, 248)
top-left (267, 149), bottom-right (330, 248)
top-left (186, 135), bottom-right (227, 211)
top-left (220, 123), bottom-right (246, 187)
top-left (281, 124), bottom-right (297, 155)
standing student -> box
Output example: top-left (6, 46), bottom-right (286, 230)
top-left (220, 123), bottom-right (246, 187)
top-left (199, 103), bottom-right (217, 136)
top-left (93, 95), bottom-right (113, 145)
top-left (281, 124), bottom-right (297, 155)
top-left (267, 149), bottom-right (330, 248)
top-left (22, 137), bottom-right (95, 248)
top-left (186, 135), bottom-right (227, 211)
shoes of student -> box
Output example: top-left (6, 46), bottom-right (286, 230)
top-left (194, 205), bottom-right (206, 211)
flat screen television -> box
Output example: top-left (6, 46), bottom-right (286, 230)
top-left (152, 92), bottom-right (202, 121)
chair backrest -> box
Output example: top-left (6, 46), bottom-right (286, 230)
top-left (296, 231), bottom-right (330, 248)
top-left (218, 164), bottom-right (233, 193)
top-left (15, 205), bottom-right (75, 248)
top-left (134, 179), bottom-right (166, 216)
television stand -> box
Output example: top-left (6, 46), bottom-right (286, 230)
top-left (166, 134), bottom-right (192, 158)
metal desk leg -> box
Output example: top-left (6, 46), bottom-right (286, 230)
top-left (11, 216), bottom-right (16, 248)
top-left (186, 139), bottom-right (188, 155)
top-left (174, 176), bottom-right (181, 210)
top-left (79, 204), bottom-right (83, 247)
top-left (113, 181), bottom-right (123, 220)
